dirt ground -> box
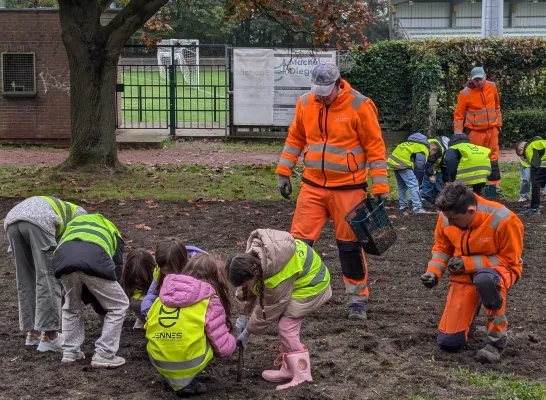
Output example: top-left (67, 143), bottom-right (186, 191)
top-left (0, 198), bottom-right (544, 400)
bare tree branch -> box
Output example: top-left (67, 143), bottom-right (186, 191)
top-left (102, 0), bottom-right (169, 52)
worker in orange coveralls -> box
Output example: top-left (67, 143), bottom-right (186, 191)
top-left (275, 62), bottom-right (389, 321)
top-left (453, 67), bottom-right (502, 189)
top-left (420, 183), bottom-right (523, 364)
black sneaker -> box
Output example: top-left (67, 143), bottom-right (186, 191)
top-left (177, 379), bottom-right (207, 397)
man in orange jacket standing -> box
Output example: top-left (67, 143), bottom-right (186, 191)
top-left (453, 67), bottom-right (502, 188)
top-left (420, 183), bottom-right (523, 364)
top-left (275, 62), bottom-right (390, 321)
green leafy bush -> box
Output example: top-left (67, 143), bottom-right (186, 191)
top-left (345, 38), bottom-right (546, 145)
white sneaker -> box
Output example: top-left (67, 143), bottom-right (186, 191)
top-left (518, 196), bottom-right (528, 202)
top-left (61, 350), bottom-right (86, 363)
top-left (91, 353), bottom-right (126, 369)
top-left (133, 319), bottom-right (145, 329)
top-left (25, 332), bottom-right (40, 346)
top-left (37, 333), bottom-right (64, 352)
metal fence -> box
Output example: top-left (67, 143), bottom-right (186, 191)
top-left (117, 44), bottom-right (230, 137)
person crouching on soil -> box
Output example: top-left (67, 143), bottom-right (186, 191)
top-left (53, 213), bottom-right (129, 368)
top-left (420, 183), bottom-right (523, 363)
top-left (225, 229), bottom-right (332, 390)
top-left (146, 252), bottom-right (236, 397)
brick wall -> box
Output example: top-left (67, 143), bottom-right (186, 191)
top-left (0, 9), bottom-right (70, 144)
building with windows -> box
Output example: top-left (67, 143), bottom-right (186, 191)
top-left (389, 0), bottom-right (546, 39)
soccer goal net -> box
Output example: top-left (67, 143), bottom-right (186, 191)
top-left (157, 39), bottom-right (200, 87)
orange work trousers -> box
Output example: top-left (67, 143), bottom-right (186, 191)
top-left (468, 127), bottom-right (500, 184)
top-left (436, 266), bottom-right (516, 351)
top-left (290, 183), bottom-right (369, 304)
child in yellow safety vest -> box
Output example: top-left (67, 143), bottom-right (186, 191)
top-left (517, 137), bottom-right (546, 215)
top-left (120, 248), bottom-right (158, 329)
top-left (225, 229), bottom-right (332, 391)
top-left (388, 133), bottom-right (439, 213)
top-left (146, 248), bottom-right (236, 397)
top-left (516, 150), bottom-right (546, 203)
top-left (444, 134), bottom-right (492, 196)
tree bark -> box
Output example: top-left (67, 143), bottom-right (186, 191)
top-left (62, 46), bottom-right (119, 169)
top-left (57, 0), bottom-right (169, 170)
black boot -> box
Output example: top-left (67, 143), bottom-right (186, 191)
top-left (176, 379), bottom-right (208, 397)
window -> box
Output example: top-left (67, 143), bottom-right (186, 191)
top-left (1, 52), bottom-right (36, 97)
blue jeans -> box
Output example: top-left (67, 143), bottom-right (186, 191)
top-left (520, 165), bottom-right (531, 197)
top-left (422, 172), bottom-right (443, 201)
top-left (395, 169), bottom-right (423, 211)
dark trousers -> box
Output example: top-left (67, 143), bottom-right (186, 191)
top-left (531, 167), bottom-right (546, 209)
top-left (472, 183), bottom-right (485, 196)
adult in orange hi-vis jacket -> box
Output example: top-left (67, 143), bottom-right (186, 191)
top-left (275, 62), bottom-right (389, 321)
top-left (420, 183), bottom-right (523, 364)
top-left (453, 67), bottom-right (502, 186)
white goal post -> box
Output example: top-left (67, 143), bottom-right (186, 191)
top-left (157, 39), bottom-right (200, 87)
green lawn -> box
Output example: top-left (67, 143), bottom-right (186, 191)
top-left (120, 69), bottom-right (228, 125)
top-left (0, 162), bottom-right (523, 202)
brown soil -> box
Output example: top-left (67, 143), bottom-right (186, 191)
top-left (0, 199), bottom-right (544, 400)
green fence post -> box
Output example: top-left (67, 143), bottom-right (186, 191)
top-left (169, 47), bottom-right (177, 138)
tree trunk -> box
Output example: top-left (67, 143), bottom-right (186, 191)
top-left (57, 0), bottom-right (170, 170)
top-left (62, 46), bottom-right (120, 169)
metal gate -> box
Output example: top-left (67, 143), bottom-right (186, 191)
top-left (116, 44), bottom-right (230, 137)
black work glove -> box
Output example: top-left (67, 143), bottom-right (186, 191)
top-left (278, 175), bottom-right (292, 200)
top-left (447, 257), bottom-right (465, 275)
top-left (420, 272), bottom-right (437, 288)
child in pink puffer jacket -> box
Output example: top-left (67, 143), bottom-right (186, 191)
top-left (145, 251), bottom-right (236, 396)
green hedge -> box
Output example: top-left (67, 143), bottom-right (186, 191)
top-left (501, 109), bottom-right (546, 145)
top-left (344, 38), bottom-right (546, 145)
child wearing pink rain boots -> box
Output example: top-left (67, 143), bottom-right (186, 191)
top-left (225, 229), bottom-right (332, 390)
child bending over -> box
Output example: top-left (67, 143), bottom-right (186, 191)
top-left (121, 248), bottom-right (158, 329)
top-left (226, 229), bottom-right (332, 391)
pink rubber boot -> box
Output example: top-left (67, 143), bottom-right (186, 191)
top-left (275, 350), bottom-right (313, 390)
top-left (262, 352), bottom-right (293, 383)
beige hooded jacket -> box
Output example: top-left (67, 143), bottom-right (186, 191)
top-left (241, 229), bottom-right (332, 335)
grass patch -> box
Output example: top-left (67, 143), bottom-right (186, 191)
top-left (0, 164), bottom-right (281, 202)
top-left (458, 368), bottom-right (546, 400)
top-left (0, 162), bottom-right (521, 202)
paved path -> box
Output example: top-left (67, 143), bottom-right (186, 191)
top-left (0, 146), bottom-right (519, 167)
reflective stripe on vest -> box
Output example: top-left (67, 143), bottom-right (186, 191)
top-left (57, 214), bottom-right (119, 257)
top-left (146, 298), bottom-right (214, 390)
top-left (388, 142), bottom-right (429, 170)
top-left (39, 196), bottom-right (78, 237)
top-left (261, 239), bottom-right (330, 300)
top-left (451, 143), bottom-right (491, 185)
top-left (303, 143), bottom-right (366, 173)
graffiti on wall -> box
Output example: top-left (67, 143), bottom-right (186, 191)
top-left (39, 70), bottom-right (70, 95)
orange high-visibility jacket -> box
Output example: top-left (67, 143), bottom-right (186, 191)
top-left (453, 81), bottom-right (502, 135)
top-left (427, 195), bottom-right (523, 283)
top-left (275, 80), bottom-right (389, 195)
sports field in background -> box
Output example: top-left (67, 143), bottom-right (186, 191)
top-left (119, 68), bottom-right (228, 126)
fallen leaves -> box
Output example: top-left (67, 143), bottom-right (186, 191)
top-left (135, 223), bottom-right (152, 231)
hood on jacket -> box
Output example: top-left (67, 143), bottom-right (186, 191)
top-left (407, 132), bottom-right (430, 149)
top-left (449, 133), bottom-right (470, 147)
top-left (159, 274), bottom-right (216, 307)
top-left (245, 229), bottom-right (296, 279)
